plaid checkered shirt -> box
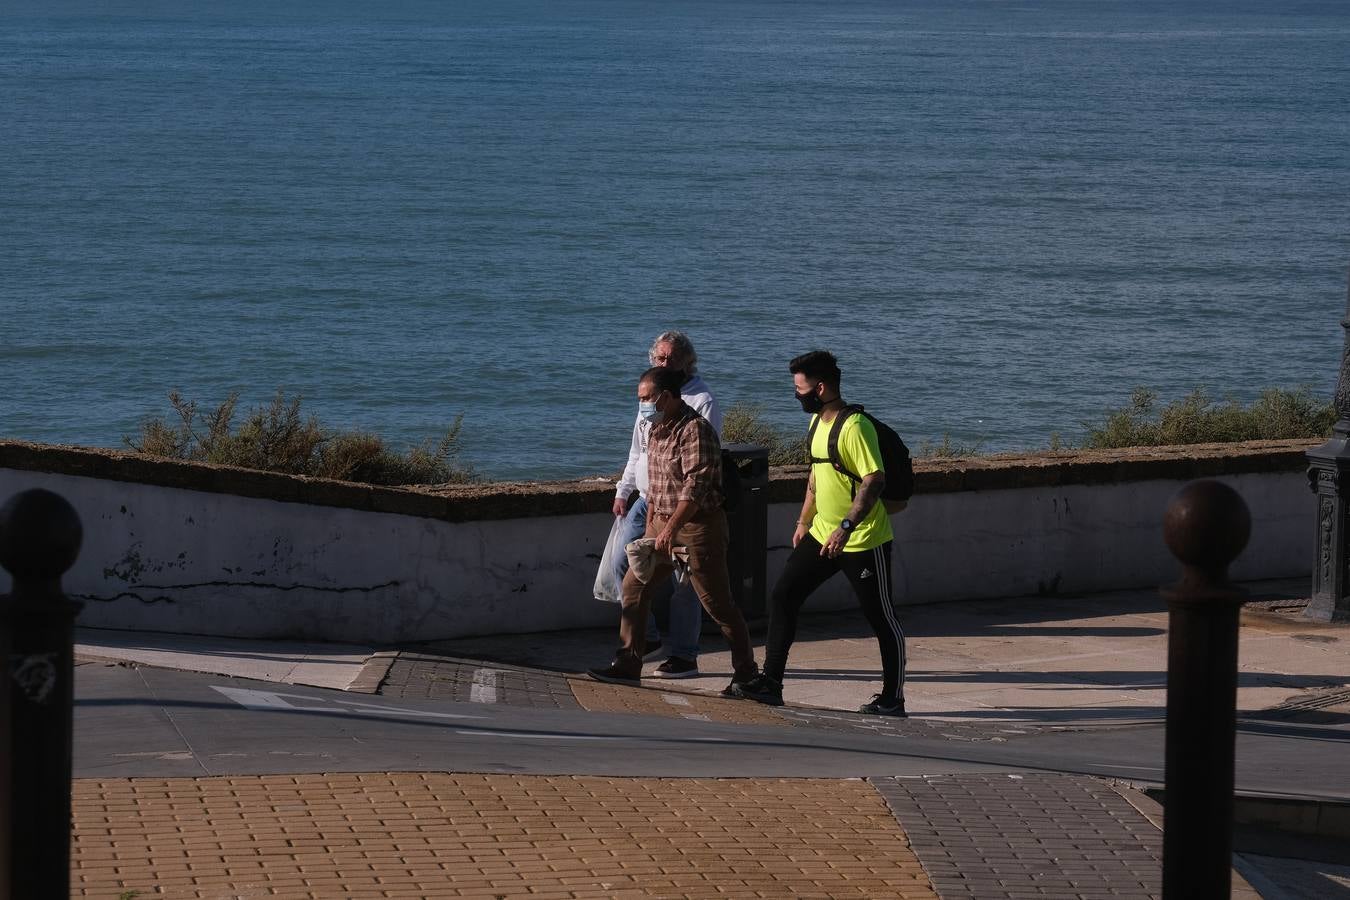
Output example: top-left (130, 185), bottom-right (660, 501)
top-left (645, 403), bottom-right (723, 518)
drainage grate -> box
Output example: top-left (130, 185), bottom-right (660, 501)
top-left (1269, 687), bottom-right (1350, 713)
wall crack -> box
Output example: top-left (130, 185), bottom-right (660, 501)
top-left (74, 578), bottom-right (401, 605)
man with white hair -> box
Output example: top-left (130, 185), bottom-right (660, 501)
top-left (606, 330), bottom-right (721, 678)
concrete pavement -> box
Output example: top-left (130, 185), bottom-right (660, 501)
top-left (427, 576), bottom-right (1345, 726)
top-left (75, 628), bottom-right (381, 692)
top-left (69, 577), bottom-right (1350, 897)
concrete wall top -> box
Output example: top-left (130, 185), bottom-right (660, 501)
top-left (0, 437), bottom-right (1317, 523)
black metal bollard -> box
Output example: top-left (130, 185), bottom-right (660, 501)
top-left (0, 488), bottom-right (83, 900)
top-left (1160, 479), bottom-right (1250, 900)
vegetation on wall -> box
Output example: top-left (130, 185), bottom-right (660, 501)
top-left (122, 385), bottom-right (1334, 485)
top-left (1082, 386), bottom-right (1334, 450)
top-left (721, 402), bottom-right (806, 466)
top-left (125, 391), bottom-right (476, 486)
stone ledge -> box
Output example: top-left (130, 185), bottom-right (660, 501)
top-left (764, 439), bottom-right (1317, 505)
top-left (0, 437), bottom-right (1317, 523)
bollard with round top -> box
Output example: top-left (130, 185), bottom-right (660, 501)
top-left (0, 488), bottom-right (84, 900)
top-left (1159, 479), bottom-right (1250, 900)
top-left (1163, 480), bottom-right (1251, 591)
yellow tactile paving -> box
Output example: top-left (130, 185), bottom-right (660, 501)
top-left (72, 773), bottom-right (936, 898)
top-left (567, 678), bottom-right (790, 726)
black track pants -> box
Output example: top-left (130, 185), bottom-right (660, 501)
top-left (763, 534), bottom-right (906, 703)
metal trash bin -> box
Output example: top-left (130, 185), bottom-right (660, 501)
top-left (724, 443), bottom-right (769, 620)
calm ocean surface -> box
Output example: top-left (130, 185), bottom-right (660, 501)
top-left (3, 0), bottom-right (1348, 480)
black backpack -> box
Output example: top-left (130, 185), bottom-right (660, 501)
top-left (806, 404), bottom-right (913, 514)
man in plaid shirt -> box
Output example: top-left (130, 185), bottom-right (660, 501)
top-left (588, 366), bottom-right (759, 691)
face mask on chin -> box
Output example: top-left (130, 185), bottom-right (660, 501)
top-left (795, 388), bottom-right (824, 414)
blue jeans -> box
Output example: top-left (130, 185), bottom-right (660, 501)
top-left (612, 494), bottom-right (702, 661)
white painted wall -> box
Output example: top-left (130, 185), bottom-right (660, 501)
top-left (0, 467), bottom-right (1311, 643)
top-left (879, 474), bottom-right (1308, 606)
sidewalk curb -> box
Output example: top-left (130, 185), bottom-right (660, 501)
top-left (1140, 787), bottom-right (1350, 842)
top-left (346, 649), bottom-right (398, 694)
top-left (1111, 781), bottom-right (1262, 899)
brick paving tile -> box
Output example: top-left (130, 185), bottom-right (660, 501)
top-left (872, 773), bottom-right (1164, 900)
top-left (74, 773), bottom-right (936, 898)
top-left (379, 653), bottom-right (582, 710)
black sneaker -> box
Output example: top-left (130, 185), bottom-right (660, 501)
top-left (859, 694), bottom-right (907, 717)
top-left (730, 672), bottom-right (783, 706)
top-left (720, 663), bottom-right (761, 698)
top-left (654, 656), bottom-right (699, 679)
top-left (640, 641), bottom-right (664, 662)
top-left (587, 652), bottom-right (641, 685)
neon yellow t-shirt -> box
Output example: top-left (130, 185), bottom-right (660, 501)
top-left (808, 411), bottom-right (894, 552)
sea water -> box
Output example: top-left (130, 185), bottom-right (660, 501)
top-left (3, 0), bottom-right (1348, 480)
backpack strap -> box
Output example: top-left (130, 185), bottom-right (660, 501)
top-left (806, 415), bottom-right (829, 466)
top-left (827, 405), bottom-right (866, 487)
top-left (806, 406), bottom-right (866, 488)
top-left (820, 407), bottom-right (864, 483)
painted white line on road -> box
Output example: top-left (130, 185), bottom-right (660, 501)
top-left (213, 686), bottom-right (330, 711)
top-left (681, 714), bottom-right (712, 722)
top-left (453, 730), bottom-right (730, 743)
top-left (211, 686), bottom-right (483, 720)
top-left (470, 668), bottom-right (501, 704)
top-left (339, 703), bottom-right (485, 720)
top-left (113, 750), bottom-right (196, 761)
top-left (456, 730), bottom-right (613, 741)
top-left (339, 697), bottom-right (486, 718)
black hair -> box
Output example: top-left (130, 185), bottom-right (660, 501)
top-left (788, 350), bottom-right (841, 390)
top-left (640, 366), bottom-right (685, 397)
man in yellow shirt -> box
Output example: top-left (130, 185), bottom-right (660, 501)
top-left (732, 350), bottom-right (908, 716)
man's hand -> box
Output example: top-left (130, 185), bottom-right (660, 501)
top-left (820, 527), bottom-right (849, 558)
top-left (792, 522), bottom-right (810, 548)
top-left (655, 526), bottom-right (678, 558)
top-left (612, 497), bottom-right (628, 517)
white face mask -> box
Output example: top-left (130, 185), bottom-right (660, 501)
top-left (639, 400), bottom-right (661, 423)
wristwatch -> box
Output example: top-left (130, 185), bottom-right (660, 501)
top-left (839, 518), bottom-right (855, 533)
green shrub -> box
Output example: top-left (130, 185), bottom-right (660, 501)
top-left (1083, 386), bottom-right (1335, 449)
top-left (915, 433), bottom-right (986, 458)
top-left (126, 390), bottom-right (476, 485)
top-left (721, 402), bottom-right (807, 466)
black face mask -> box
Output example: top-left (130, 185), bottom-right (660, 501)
top-left (796, 389), bottom-right (824, 414)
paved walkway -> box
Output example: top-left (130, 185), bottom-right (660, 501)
top-left (424, 577), bottom-right (1342, 725)
top-left (73, 774), bottom-right (937, 898)
top-left (69, 578), bottom-right (1350, 898)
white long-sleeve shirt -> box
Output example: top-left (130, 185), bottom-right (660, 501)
top-left (615, 373), bottom-right (721, 500)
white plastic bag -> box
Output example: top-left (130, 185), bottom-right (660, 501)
top-left (593, 516), bottom-right (627, 603)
